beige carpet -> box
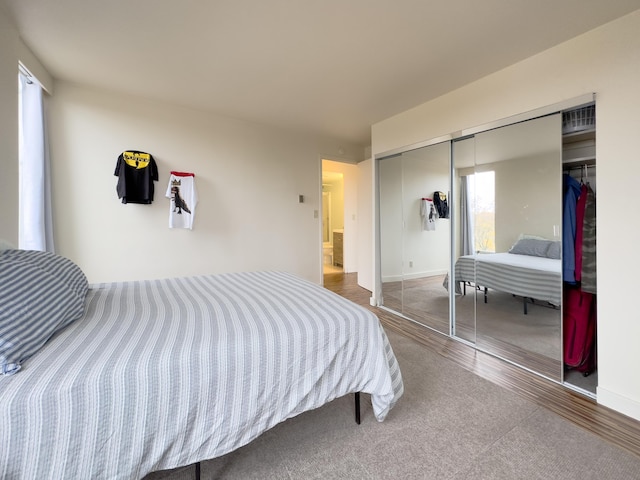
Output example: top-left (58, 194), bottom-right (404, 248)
top-left (144, 329), bottom-right (638, 480)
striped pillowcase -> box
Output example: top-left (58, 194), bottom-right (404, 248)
top-left (0, 250), bottom-right (88, 375)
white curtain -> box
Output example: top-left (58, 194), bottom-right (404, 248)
top-left (460, 175), bottom-right (474, 256)
top-left (19, 72), bottom-right (55, 252)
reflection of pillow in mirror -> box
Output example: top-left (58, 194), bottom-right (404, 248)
top-left (546, 241), bottom-right (561, 259)
top-left (517, 233), bottom-right (547, 241)
top-left (509, 238), bottom-right (552, 257)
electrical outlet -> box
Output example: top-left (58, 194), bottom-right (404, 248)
top-left (409, 261), bottom-right (413, 268)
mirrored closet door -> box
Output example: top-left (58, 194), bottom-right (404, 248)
top-left (450, 137), bottom-right (476, 345)
top-left (377, 98), bottom-right (597, 394)
top-left (379, 141), bottom-right (451, 335)
top-left (452, 115), bottom-right (564, 382)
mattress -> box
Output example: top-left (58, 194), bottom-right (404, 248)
top-left (454, 253), bottom-right (562, 305)
top-left (0, 271), bottom-right (403, 480)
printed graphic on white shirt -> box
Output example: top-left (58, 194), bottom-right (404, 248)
top-left (166, 172), bottom-right (198, 229)
top-left (420, 198), bottom-right (438, 231)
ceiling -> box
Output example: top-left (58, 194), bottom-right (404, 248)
top-left (3, 0), bottom-right (640, 148)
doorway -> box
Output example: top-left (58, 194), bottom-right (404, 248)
top-left (321, 165), bottom-right (344, 275)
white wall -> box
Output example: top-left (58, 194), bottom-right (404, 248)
top-left (0, 11), bottom-right (19, 243)
top-left (48, 82), bottom-right (361, 285)
top-left (402, 143), bottom-right (450, 279)
top-left (492, 152), bottom-right (561, 252)
top-left (378, 143), bottom-right (450, 283)
top-left (356, 158), bottom-right (373, 293)
top-left (329, 178), bottom-right (345, 234)
top-left (474, 114), bottom-right (562, 252)
top-left (372, 10), bottom-right (640, 421)
top-left (378, 156), bottom-right (403, 281)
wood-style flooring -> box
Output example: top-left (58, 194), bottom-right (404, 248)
top-left (324, 272), bottom-right (640, 459)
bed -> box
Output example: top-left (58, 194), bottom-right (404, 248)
top-left (453, 238), bottom-right (562, 312)
top-left (0, 249), bottom-right (403, 480)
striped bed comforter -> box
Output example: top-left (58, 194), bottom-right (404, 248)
top-left (454, 253), bottom-right (561, 306)
top-left (0, 271), bottom-right (403, 480)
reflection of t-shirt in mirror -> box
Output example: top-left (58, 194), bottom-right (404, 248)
top-left (434, 191), bottom-right (449, 218)
top-left (420, 198), bottom-right (437, 231)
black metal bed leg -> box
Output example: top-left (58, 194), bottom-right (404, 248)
top-left (355, 392), bottom-right (361, 424)
top-left (195, 461), bottom-right (201, 480)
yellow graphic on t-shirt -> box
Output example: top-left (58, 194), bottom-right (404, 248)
top-left (123, 151), bottom-right (151, 169)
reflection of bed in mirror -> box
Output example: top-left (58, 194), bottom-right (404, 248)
top-left (454, 247), bottom-right (561, 314)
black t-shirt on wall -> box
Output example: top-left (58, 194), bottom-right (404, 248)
top-left (114, 150), bottom-right (158, 204)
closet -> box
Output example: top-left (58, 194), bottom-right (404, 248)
top-left (562, 103), bottom-right (597, 394)
top-left (376, 95), bottom-right (597, 397)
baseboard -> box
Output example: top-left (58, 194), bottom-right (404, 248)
top-left (597, 386), bottom-right (640, 422)
top-left (402, 270), bottom-right (447, 281)
top-left (381, 270), bottom-right (447, 283)
top-left (381, 274), bottom-right (403, 283)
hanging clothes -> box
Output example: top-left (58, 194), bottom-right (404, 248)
top-left (581, 184), bottom-right (597, 294)
top-left (574, 183), bottom-right (588, 283)
top-left (114, 150), bottom-right (158, 204)
top-left (166, 171), bottom-right (198, 229)
top-left (562, 174), bottom-right (581, 284)
top-left (420, 198), bottom-right (438, 231)
top-left (433, 191), bottom-right (449, 218)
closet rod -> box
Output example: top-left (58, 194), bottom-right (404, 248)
top-left (564, 164), bottom-right (596, 171)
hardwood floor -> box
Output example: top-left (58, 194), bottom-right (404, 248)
top-left (324, 272), bottom-right (640, 459)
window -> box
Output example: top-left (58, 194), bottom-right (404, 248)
top-left (468, 171), bottom-right (495, 253)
